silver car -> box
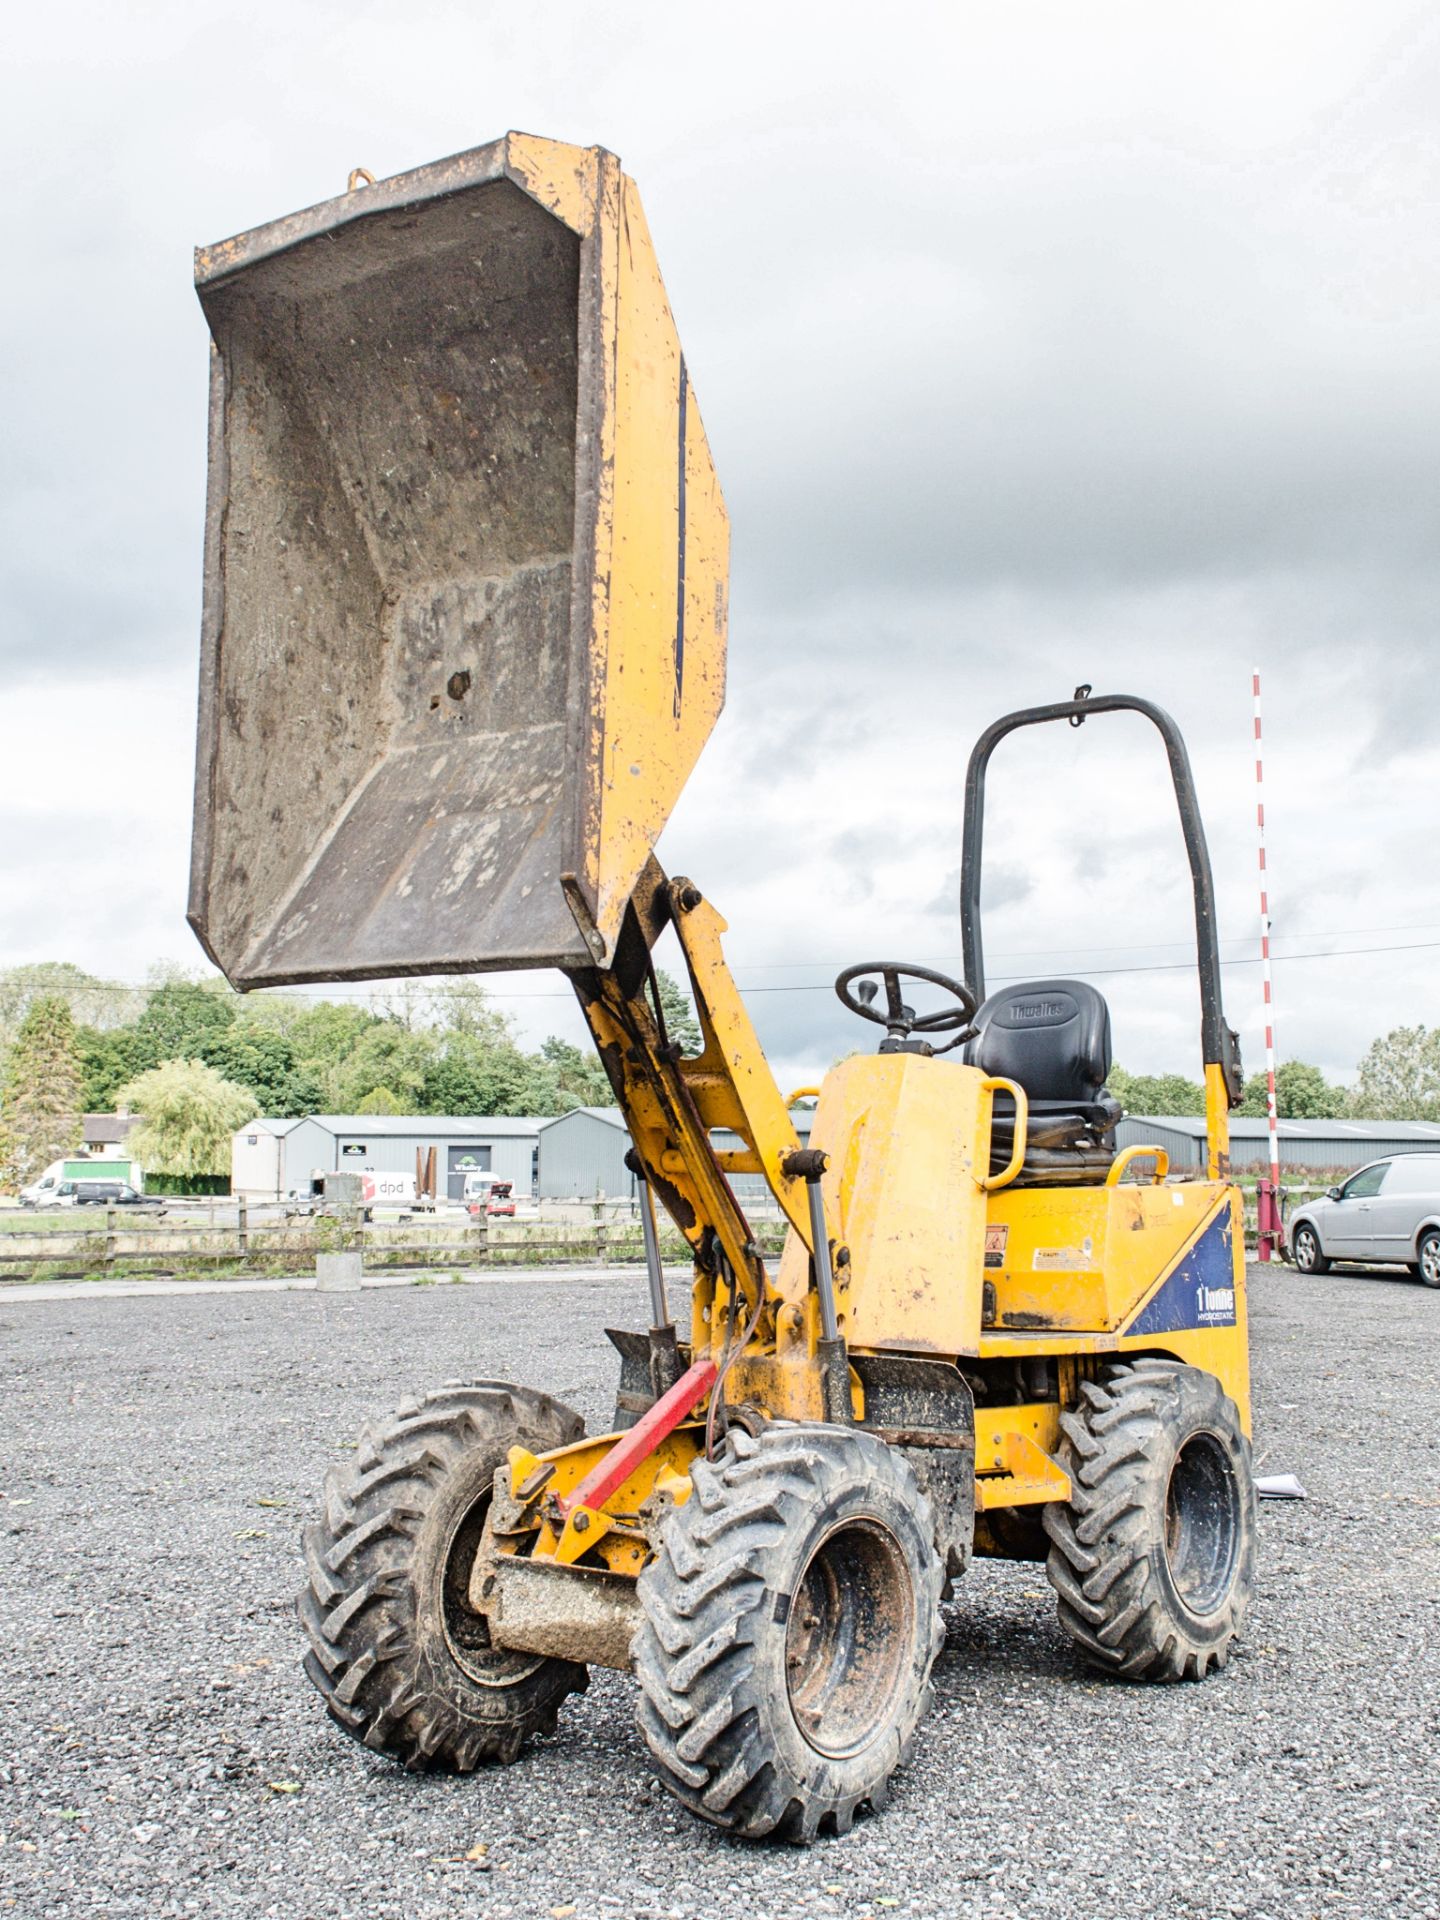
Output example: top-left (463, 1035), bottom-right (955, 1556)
top-left (1290, 1153), bottom-right (1440, 1286)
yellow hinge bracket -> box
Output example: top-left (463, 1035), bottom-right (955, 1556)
top-left (975, 1430), bottom-right (1072, 1511)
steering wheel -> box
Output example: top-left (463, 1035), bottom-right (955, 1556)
top-left (834, 962), bottom-right (979, 1055)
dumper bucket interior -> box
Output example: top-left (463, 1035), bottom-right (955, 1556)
top-left (190, 133), bottom-right (727, 989)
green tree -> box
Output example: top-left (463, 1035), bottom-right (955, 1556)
top-left (420, 977), bottom-right (516, 1042)
top-left (75, 1023), bottom-right (155, 1111)
top-left (331, 1024), bottom-right (437, 1113)
top-left (200, 1027), bottom-right (324, 1117)
top-left (539, 1036), bottom-right (614, 1110)
top-left (421, 1033), bottom-right (554, 1116)
top-left (356, 1085), bottom-right (405, 1116)
top-left (0, 962), bottom-right (142, 1051)
top-left (135, 979), bottom-right (237, 1065)
top-left (1349, 1026), bottom-right (1440, 1121)
top-left (270, 1001), bottom-right (385, 1108)
top-left (1, 996), bottom-right (87, 1184)
top-left (1237, 1060), bottom-right (1345, 1120)
top-left (1107, 1065), bottom-right (1206, 1117)
top-left (655, 968), bottom-right (702, 1055)
top-left (119, 1059), bottom-right (259, 1179)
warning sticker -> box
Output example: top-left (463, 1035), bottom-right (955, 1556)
top-left (984, 1224), bottom-right (1008, 1270)
top-left (1033, 1239), bottom-right (1095, 1272)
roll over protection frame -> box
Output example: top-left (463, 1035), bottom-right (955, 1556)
top-left (958, 691), bottom-right (1243, 1100)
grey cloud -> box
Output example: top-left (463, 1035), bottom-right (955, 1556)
top-left (3, 3), bottom-right (1439, 1093)
top-left (925, 862), bottom-right (1032, 916)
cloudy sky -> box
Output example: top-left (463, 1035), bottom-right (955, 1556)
top-left (3, 1), bottom-right (1438, 1092)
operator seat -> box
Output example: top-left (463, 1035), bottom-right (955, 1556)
top-left (964, 979), bottom-right (1121, 1186)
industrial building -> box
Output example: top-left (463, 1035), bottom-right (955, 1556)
top-left (533, 1107), bottom-right (819, 1202)
top-left (232, 1104), bottom-right (1432, 1203)
top-left (231, 1114), bottom-right (546, 1202)
top-left (1114, 1113), bottom-right (1440, 1175)
top-left (535, 1108), bottom-right (633, 1199)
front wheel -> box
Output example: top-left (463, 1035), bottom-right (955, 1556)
top-left (1415, 1228), bottom-right (1440, 1288)
top-left (298, 1380), bottom-right (588, 1770)
top-left (633, 1424), bottom-right (944, 1843)
top-left (1045, 1359), bottom-right (1256, 1682)
top-left (1291, 1222), bottom-right (1330, 1274)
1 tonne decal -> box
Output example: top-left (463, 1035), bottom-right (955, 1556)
top-left (1124, 1210), bottom-right (1238, 1336)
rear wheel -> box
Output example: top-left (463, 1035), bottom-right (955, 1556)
top-left (298, 1380), bottom-right (588, 1769)
top-left (1415, 1228), bottom-right (1440, 1288)
top-left (633, 1423), bottom-right (944, 1843)
top-left (1291, 1222), bottom-right (1330, 1274)
top-left (1045, 1359), bottom-right (1255, 1681)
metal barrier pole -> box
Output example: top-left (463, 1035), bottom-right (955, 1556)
top-left (638, 1178), bottom-right (671, 1330)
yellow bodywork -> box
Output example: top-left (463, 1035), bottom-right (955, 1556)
top-left (192, 134), bottom-right (1254, 1695)
top-left (773, 1053), bottom-right (1003, 1358)
top-left (763, 1047), bottom-right (1250, 1432)
top-left (508, 138), bottom-right (730, 967)
top-left (512, 961), bottom-right (1251, 1595)
top-left (511, 139), bottom-right (734, 963)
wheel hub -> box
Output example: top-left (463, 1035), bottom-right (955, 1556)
top-left (1164, 1431), bottom-right (1242, 1617)
top-left (443, 1493), bottom-right (546, 1688)
top-left (784, 1519), bottom-right (913, 1759)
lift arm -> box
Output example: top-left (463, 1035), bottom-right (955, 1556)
top-left (563, 860), bottom-right (817, 1344)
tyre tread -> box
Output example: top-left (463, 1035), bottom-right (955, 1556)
top-left (1044, 1359), bottom-right (1255, 1683)
top-left (634, 1424), bottom-right (943, 1842)
top-left (297, 1380), bottom-right (586, 1770)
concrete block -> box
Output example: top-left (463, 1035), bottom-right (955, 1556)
top-left (316, 1251), bottom-right (363, 1292)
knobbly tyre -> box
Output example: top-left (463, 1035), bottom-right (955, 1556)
top-left (189, 133), bottom-right (1257, 1843)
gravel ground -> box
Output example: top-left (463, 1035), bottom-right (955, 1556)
top-left (1, 1262), bottom-right (1436, 1920)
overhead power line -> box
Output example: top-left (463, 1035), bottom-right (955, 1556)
top-left (14, 932), bottom-right (1440, 1004)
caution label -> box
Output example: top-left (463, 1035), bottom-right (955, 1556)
top-left (1033, 1239), bottom-right (1095, 1272)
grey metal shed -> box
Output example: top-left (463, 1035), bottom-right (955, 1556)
top-left (1114, 1113), bottom-right (1440, 1175)
top-left (231, 1114), bottom-right (547, 1199)
top-left (536, 1108), bottom-right (635, 1200)
top-left (534, 1107), bottom-right (819, 1206)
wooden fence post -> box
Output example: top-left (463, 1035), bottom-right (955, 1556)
top-left (237, 1194), bottom-right (249, 1257)
top-left (104, 1207), bottom-right (116, 1268)
top-left (593, 1196), bottom-right (607, 1266)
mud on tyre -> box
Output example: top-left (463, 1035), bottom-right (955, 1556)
top-left (633, 1422), bottom-right (944, 1843)
top-left (1044, 1357), bottom-right (1256, 1681)
top-left (299, 1380), bottom-right (588, 1769)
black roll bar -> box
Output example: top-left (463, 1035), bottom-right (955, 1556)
top-left (959, 691), bottom-right (1242, 1094)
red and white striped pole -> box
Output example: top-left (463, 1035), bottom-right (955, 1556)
top-left (1253, 669), bottom-right (1283, 1258)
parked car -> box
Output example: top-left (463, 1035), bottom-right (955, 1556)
top-left (31, 1180), bottom-right (81, 1208)
top-left (469, 1180), bottom-right (516, 1218)
top-left (1289, 1154), bottom-right (1440, 1286)
top-left (72, 1182), bottom-right (162, 1208)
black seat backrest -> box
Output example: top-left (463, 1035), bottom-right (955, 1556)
top-left (966, 979), bottom-right (1112, 1106)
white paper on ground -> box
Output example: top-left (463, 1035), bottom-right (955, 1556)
top-left (1255, 1472), bottom-right (1308, 1500)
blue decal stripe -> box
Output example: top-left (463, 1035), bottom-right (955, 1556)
top-left (1124, 1208), bottom-right (1238, 1337)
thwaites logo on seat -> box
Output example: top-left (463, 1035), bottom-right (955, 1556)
top-left (1124, 1211), bottom-right (1237, 1336)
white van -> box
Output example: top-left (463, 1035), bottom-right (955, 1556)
top-left (21, 1156), bottom-right (143, 1207)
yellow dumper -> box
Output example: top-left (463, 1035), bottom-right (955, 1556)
top-left (191, 133), bottom-right (1255, 1843)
